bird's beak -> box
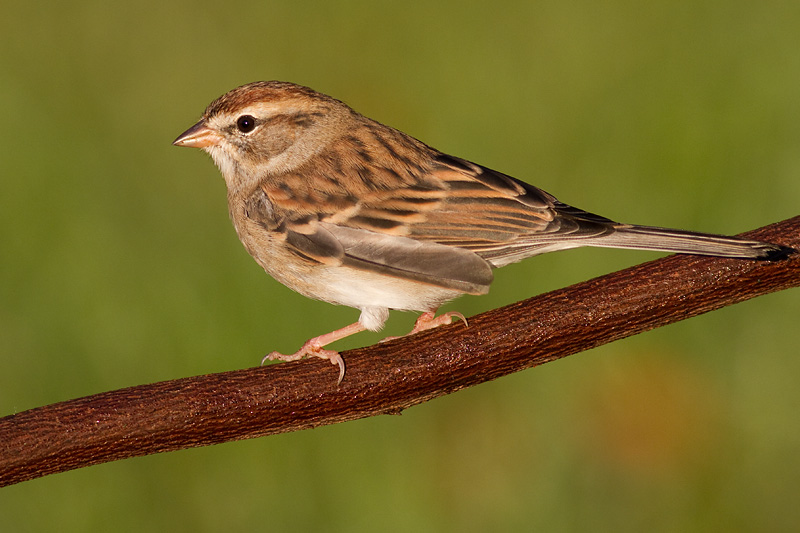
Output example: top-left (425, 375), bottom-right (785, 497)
top-left (173, 120), bottom-right (222, 148)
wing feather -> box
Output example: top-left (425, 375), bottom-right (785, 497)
top-left (248, 126), bottom-right (622, 285)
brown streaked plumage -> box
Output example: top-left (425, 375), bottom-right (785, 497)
top-left (173, 81), bottom-right (794, 383)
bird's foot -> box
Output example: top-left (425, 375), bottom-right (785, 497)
top-left (262, 322), bottom-right (366, 384)
top-left (381, 310), bottom-right (468, 342)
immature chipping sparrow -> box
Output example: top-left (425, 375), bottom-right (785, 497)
top-left (174, 81), bottom-right (792, 383)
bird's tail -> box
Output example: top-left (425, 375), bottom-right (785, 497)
top-left (590, 224), bottom-right (793, 260)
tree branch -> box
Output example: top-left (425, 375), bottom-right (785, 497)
top-left (1, 216), bottom-right (798, 486)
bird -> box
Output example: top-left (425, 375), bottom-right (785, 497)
top-left (173, 81), bottom-right (792, 383)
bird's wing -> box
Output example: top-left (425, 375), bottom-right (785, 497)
top-left (245, 180), bottom-right (494, 295)
top-left (246, 129), bottom-right (616, 291)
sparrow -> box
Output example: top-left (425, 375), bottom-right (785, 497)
top-left (173, 81), bottom-right (792, 383)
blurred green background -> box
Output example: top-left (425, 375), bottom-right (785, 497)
top-left (2, 0), bottom-right (799, 530)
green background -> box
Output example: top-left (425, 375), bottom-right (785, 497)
top-left (2, 1), bottom-right (799, 531)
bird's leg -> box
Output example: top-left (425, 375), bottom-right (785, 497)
top-left (381, 310), bottom-right (468, 343)
top-left (262, 321), bottom-right (366, 384)
top-left (408, 310), bottom-right (469, 333)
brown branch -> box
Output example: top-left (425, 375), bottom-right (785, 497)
top-left (1, 216), bottom-right (798, 487)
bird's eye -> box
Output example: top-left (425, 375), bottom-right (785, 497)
top-left (236, 115), bottom-right (256, 133)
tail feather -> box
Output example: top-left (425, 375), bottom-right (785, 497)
top-left (592, 225), bottom-right (794, 260)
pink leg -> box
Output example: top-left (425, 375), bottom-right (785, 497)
top-left (381, 310), bottom-right (468, 342)
top-left (262, 321), bottom-right (366, 384)
top-left (409, 310), bottom-right (468, 333)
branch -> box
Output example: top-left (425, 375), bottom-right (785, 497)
top-left (1, 216), bottom-right (798, 486)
